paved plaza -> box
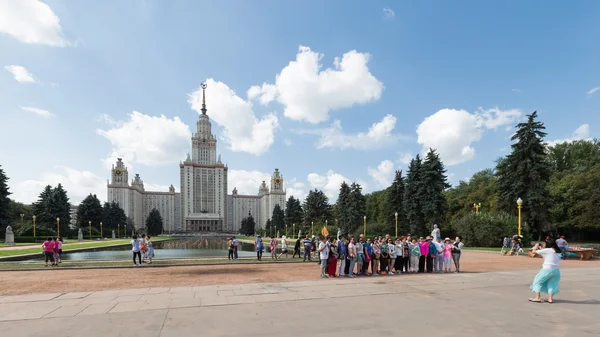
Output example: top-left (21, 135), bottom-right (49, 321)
top-left (0, 267), bottom-right (599, 336)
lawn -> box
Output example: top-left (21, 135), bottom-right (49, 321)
top-left (0, 237), bottom-right (175, 257)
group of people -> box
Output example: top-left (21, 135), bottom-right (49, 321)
top-left (309, 233), bottom-right (464, 278)
top-left (42, 237), bottom-right (63, 267)
top-left (227, 236), bottom-right (241, 260)
top-left (253, 235), bottom-right (290, 260)
top-left (130, 234), bottom-right (154, 266)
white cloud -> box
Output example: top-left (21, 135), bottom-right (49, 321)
top-left (383, 7), bottom-right (395, 19)
top-left (286, 178), bottom-right (307, 202)
top-left (97, 111), bottom-right (191, 168)
top-left (5, 65), bottom-right (36, 83)
top-left (368, 160), bottom-right (395, 188)
top-left (416, 107), bottom-right (522, 166)
top-left (587, 87), bottom-right (600, 96)
top-left (248, 46), bottom-right (384, 124)
top-left (0, 0), bottom-right (69, 46)
top-left (20, 105), bottom-right (53, 117)
top-left (227, 169), bottom-right (271, 196)
top-left (547, 124), bottom-right (592, 147)
top-left (307, 170), bottom-right (368, 202)
top-left (397, 152), bottom-right (413, 165)
top-left (310, 114), bottom-right (402, 150)
top-left (283, 139), bottom-right (293, 146)
top-left (189, 79), bottom-right (279, 155)
top-left (14, 166), bottom-right (106, 204)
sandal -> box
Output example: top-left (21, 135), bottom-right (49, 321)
top-left (528, 298), bottom-right (543, 303)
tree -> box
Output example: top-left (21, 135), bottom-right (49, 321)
top-left (365, 190), bottom-right (388, 225)
top-left (240, 212), bottom-right (256, 235)
top-left (32, 185), bottom-right (54, 229)
top-left (102, 202), bottom-right (127, 231)
top-left (0, 165), bottom-right (11, 237)
top-left (421, 149), bottom-right (450, 227)
top-left (347, 183), bottom-right (366, 234)
top-left (284, 196), bottom-right (303, 230)
top-left (386, 170), bottom-right (406, 235)
top-left (302, 189), bottom-right (332, 234)
top-left (126, 217), bottom-right (135, 236)
top-left (146, 208), bottom-right (163, 235)
top-left (451, 211), bottom-right (528, 247)
top-left (271, 204), bottom-right (285, 231)
top-left (404, 155), bottom-right (425, 235)
top-left (76, 194), bottom-right (104, 230)
top-left (9, 200), bottom-right (34, 228)
top-left (444, 169), bottom-right (498, 224)
top-left (497, 111), bottom-right (553, 238)
top-left (336, 182), bottom-right (352, 233)
top-left (46, 184), bottom-right (71, 236)
top-left (265, 219), bottom-right (272, 236)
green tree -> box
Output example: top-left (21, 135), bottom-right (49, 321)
top-left (547, 139), bottom-right (600, 174)
top-left (421, 149), bottom-right (450, 228)
top-left (347, 183), bottom-right (366, 234)
top-left (102, 202), bottom-right (127, 231)
top-left (0, 165), bottom-right (11, 237)
top-left (145, 208), bottom-right (163, 235)
top-left (8, 200), bottom-right (33, 230)
top-left (240, 212), bottom-right (256, 236)
top-left (365, 190), bottom-right (388, 226)
top-left (497, 111), bottom-right (553, 238)
top-left (451, 211), bottom-right (529, 247)
top-left (126, 217), bottom-right (135, 236)
top-left (404, 155), bottom-right (425, 235)
top-left (284, 196), bottom-right (303, 230)
top-left (336, 182), bottom-right (351, 233)
top-left (302, 189), bottom-right (332, 234)
top-left (271, 204), bottom-right (285, 231)
top-left (46, 184), bottom-right (71, 236)
top-left (444, 169), bottom-right (499, 225)
top-left (386, 170), bottom-right (407, 235)
top-left (76, 194), bottom-right (104, 231)
top-left (32, 185), bottom-right (54, 229)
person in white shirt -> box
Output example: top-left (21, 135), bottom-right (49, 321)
top-left (318, 235), bottom-right (329, 278)
top-left (278, 236), bottom-right (288, 258)
top-left (529, 239), bottom-right (562, 303)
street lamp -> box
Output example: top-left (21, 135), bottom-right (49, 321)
top-left (20, 213), bottom-right (24, 228)
top-left (293, 223), bottom-right (295, 239)
top-left (88, 220), bottom-right (92, 240)
top-left (56, 218), bottom-right (60, 237)
top-left (395, 212), bottom-right (398, 238)
top-left (363, 216), bottom-right (367, 237)
top-left (311, 221), bottom-right (314, 236)
top-left (285, 224), bottom-right (288, 237)
top-left (118, 223), bottom-right (120, 238)
top-left (32, 215), bottom-right (36, 239)
top-left (473, 203), bottom-right (481, 214)
top-left (100, 222), bottom-right (103, 239)
top-left (517, 198), bottom-right (523, 236)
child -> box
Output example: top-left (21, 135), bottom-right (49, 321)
top-left (443, 238), bottom-right (453, 273)
top-left (146, 235), bottom-right (154, 264)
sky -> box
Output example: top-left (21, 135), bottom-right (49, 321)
top-left (1, 0), bottom-right (599, 205)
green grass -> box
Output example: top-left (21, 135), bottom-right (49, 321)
top-left (0, 237), bottom-right (175, 257)
top-left (0, 243), bottom-right (37, 247)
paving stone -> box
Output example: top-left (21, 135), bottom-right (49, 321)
top-left (168, 297), bottom-right (201, 309)
top-left (147, 287), bottom-right (170, 294)
top-left (55, 292), bottom-right (92, 300)
top-left (44, 304), bottom-right (90, 318)
top-left (110, 295), bottom-right (141, 303)
top-left (77, 303), bottom-right (117, 316)
top-left (109, 301), bottom-right (145, 313)
top-left (0, 293), bottom-right (61, 304)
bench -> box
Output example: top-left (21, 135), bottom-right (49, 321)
top-left (566, 249), bottom-right (597, 261)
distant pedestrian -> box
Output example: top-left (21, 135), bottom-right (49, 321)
top-left (233, 237), bottom-right (239, 259)
top-left (255, 236), bottom-right (264, 261)
top-left (293, 238), bottom-right (301, 258)
top-left (42, 237), bottom-right (55, 267)
top-left (452, 236), bottom-right (464, 273)
top-left (318, 235), bottom-right (329, 278)
top-left (146, 236), bottom-right (154, 264)
top-left (302, 235), bottom-right (312, 261)
top-left (529, 239), bottom-right (562, 303)
top-left (131, 235), bottom-right (142, 267)
top-left (56, 237), bottom-right (63, 264)
top-left (278, 236), bottom-right (288, 258)
top-left (556, 236), bottom-right (568, 260)
top-left (270, 237), bottom-right (278, 260)
top-left (227, 237), bottom-right (234, 260)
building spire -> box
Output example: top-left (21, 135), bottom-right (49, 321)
top-left (201, 82), bottom-right (207, 115)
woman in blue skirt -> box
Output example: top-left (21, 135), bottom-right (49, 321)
top-left (529, 239), bottom-right (562, 303)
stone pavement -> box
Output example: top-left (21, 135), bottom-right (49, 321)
top-left (1, 267), bottom-right (599, 336)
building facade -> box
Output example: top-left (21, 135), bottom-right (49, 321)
top-left (107, 83), bottom-right (285, 233)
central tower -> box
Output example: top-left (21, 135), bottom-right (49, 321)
top-left (192, 83), bottom-right (217, 165)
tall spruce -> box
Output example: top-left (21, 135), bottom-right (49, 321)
top-left (302, 189), bottom-right (332, 233)
top-left (76, 194), bottom-right (104, 230)
top-left (336, 182), bottom-right (352, 233)
top-left (33, 185), bottom-right (54, 229)
top-left (284, 196), bottom-right (303, 229)
top-left (0, 166), bottom-right (11, 236)
top-left (421, 149), bottom-right (450, 230)
top-left (103, 202), bottom-right (127, 231)
top-left (145, 208), bottom-right (163, 235)
top-left (240, 212), bottom-right (256, 235)
top-left (271, 204), bottom-right (285, 231)
top-left (347, 183), bottom-right (366, 234)
top-left (386, 170), bottom-right (407, 235)
top-left (496, 111), bottom-right (552, 238)
top-left (47, 184), bottom-right (71, 236)
top-left (404, 155), bottom-right (425, 235)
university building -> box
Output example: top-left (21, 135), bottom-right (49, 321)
top-left (106, 83), bottom-right (285, 232)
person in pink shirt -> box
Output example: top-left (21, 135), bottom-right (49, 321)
top-left (418, 237), bottom-right (429, 273)
top-left (42, 237), bottom-right (55, 267)
top-left (443, 238), bottom-right (453, 273)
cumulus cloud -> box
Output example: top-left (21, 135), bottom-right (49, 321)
top-left (368, 160), bottom-right (395, 188)
top-left (587, 87), bottom-right (600, 96)
top-left (227, 169), bottom-right (271, 195)
top-left (20, 105), bottom-right (53, 117)
top-left (0, 0), bottom-right (70, 46)
top-left (382, 7), bottom-right (395, 19)
top-left (397, 152), bottom-right (413, 165)
top-left (308, 114), bottom-right (401, 150)
top-left (286, 178), bottom-right (308, 202)
top-left (189, 79), bottom-right (279, 155)
top-left (307, 170), bottom-right (368, 202)
top-left (416, 107), bottom-right (522, 165)
top-left (5, 65), bottom-right (36, 83)
top-left (97, 111), bottom-right (191, 168)
top-left (13, 166), bottom-right (106, 204)
top-left (546, 124), bottom-right (592, 147)
top-left (248, 46), bottom-right (384, 124)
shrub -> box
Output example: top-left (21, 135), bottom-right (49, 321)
top-left (15, 223), bottom-right (57, 237)
top-left (451, 211), bottom-right (531, 247)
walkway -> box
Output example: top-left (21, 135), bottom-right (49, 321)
top-left (1, 267), bottom-right (599, 336)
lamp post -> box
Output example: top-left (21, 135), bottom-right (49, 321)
top-left (517, 198), bottom-right (523, 237)
top-left (285, 224), bottom-right (288, 237)
top-left (88, 220), bottom-right (92, 240)
top-left (325, 219), bottom-right (328, 231)
top-left (363, 216), bottom-right (367, 237)
top-left (118, 224), bottom-right (120, 238)
top-left (32, 215), bottom-right (36, 239)
top-left (100, 222), bottom-right (103, 239)
top-left (20, 213), bottom-right (24, 228)
top-left (124, 224), bottom-right (127, 238)
top-left (293, 223), bottom-right (295, 239)
top-left (311, 221), bottom-right (314, 236)
top-left (56, 218), bottom-right (60, 237)
top-left (395, 212), bottom-right (398, 238)
top-left (473, 203), bottom-right (481, 214)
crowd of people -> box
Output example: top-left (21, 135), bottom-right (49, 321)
top-left (255, 233), bottom-right (465, 277)
top-left (130, 234), bottom-right (155, 266)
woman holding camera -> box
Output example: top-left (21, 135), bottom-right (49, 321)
top-left (529, 239), bottom-right (562, 303)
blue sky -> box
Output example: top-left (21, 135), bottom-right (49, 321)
top-left (1, 0), bottom-right (598, 205)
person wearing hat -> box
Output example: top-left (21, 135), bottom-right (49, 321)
top-left (556, 236), bottom-right (569, 260)
top-left (427, 236), bottom-right (436, 273)
top-left (443, 238), bottom-right (453, 273)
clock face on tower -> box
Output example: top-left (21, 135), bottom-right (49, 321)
top-left (115, 169), bottom-right (122, 176)
top-left (274, 177), bottom-right (282, 184)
